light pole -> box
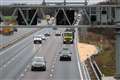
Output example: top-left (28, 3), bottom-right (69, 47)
top-left (64, 0), bottom-right (66, 5)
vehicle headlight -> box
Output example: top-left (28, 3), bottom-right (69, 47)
top-left (64, 39), bottom-right (66, 41)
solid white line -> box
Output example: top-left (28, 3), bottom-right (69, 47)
top-left (0, 29), bottom-right (37, 56)
top-left (0, 42), bottom-right (32, 70)
top-left (75, 28), bottom-right (84, 80)
top-left (0, 28), bottom-right (45, 56)
top-left (76, 53), bottom-right (84, 80)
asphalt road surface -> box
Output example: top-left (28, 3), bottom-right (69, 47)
top-left (0, 28), bottom-right (53, 80)
top-left (0, 28), bottom-right (86, 80)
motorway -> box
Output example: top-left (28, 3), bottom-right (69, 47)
top-left (0, 28), bottom-right (38, 49)
top-left (0, 28), bottom-right (85, 80)
top-left (52, 44), bottom-right (81, 80)
top-left (0, 20), bottom-right (48, 50)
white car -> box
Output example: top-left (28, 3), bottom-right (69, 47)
top-left (33, 35), bottom-right (42, 44)
top-left (41, 35), bottom-right (47, 40)
top-left (31, 57), bottom-right (46, 71)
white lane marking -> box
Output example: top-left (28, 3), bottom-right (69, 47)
top-left (21, 73), bottom-right (24, 77)
top-left (24, 68), bottom-right (27, 72)
top-left (49, 74), bottom-right (53, 77)
top-left (52, 64), bottom-right (55, 68)
top-left (17, 78), bottom-right (20, 80)
top-left (51, 69), bottom-right (54, 72)
top-left (0, 28), bottom-right (51, 70)
top-left (77, 55), bottom-right (84, 80)
top-left (17, 35), bottom-right (54, 80)
top-left (0, 29), bottom-right (39, 56)
top-left (0, 38), bottom-right (31, 56)
top-left (75, 28), bottom-right (84, 80)
top-left (0, 28), bottom-right (48, 56)
top-left (27, 65), bottom-right (30, 69)
top-left (0, 43), bottom-right (32, 70)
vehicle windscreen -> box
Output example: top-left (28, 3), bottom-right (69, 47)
top-left (33, 58), bottom-right (44, 62)
top-left (64, 33), bottom-right (72, 36)
top-left (34, 36), bottom-right (41, 38)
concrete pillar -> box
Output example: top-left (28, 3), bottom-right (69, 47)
top-left (64, 0), bottom-right (66, 5)
top-left (42, 0), bottom-right (46, 5)
top-left (115, 31), bottom-right (120, 80)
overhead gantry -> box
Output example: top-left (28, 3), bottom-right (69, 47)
top-left (0, 2), bottom-right (120, 79)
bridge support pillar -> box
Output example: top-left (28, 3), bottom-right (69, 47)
top-left (115, 31), bottom-right (120, 80)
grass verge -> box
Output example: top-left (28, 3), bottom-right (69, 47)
top-left (78, 28), bottom-right (115, 76)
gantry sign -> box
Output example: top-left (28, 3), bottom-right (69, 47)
top-left (0, 3), bottom-right (120, 28)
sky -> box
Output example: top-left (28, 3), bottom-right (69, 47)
top-left (0, 0), bottom-right (107, 5)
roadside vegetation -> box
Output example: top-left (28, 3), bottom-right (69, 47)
top-left (78, 28), bottom-right (116, 76)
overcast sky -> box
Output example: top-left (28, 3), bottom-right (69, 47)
top-left (1, 0), bottom-right (107, 5)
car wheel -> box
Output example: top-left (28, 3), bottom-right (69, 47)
top-left (43, 67), bottom-right (46, 71)
top-left (31, 67), bottom-right (34, 71)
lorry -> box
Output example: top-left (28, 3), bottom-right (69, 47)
top-left (2, 16), bottom-right (17, 35)
top-left (63, 31), bottom-right (74, 44)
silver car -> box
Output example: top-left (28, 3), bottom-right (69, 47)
top-left (31, 57), bottom-right (46, 71)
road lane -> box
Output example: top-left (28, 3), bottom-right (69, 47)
top-left (0, 28), bottom-right (37, 49)
top-left (0, 28), bottom-right (86, 80)
top-left (0, 28), bottom-right (54, 80)
top-left (21, 29), bottom-right (63, 80)
top-left (21, 28), bottom-right (83, 80)
top-left (0, 43), bottom-right (37, 80)
top-left (53, 44), bottom-right (81, 80)
top-left (0, 28), bottom-right (53, 68)
top-left (0, 19), bottom-right (49, 49)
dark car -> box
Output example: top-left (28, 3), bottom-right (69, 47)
top-left (53, 27), bottom-right (57, 30)
top-left (55, 33), bottom-right (61, 36)
top-left (44, 33), bottom-right (50, 37)
top-left (60, 54), bottom-right (71, 61)
top-left (59, 48), bottom-right (72, 61)
top-left (13, 28), bottom-right (17, 32)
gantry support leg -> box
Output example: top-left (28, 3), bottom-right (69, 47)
top-left (115, 31), bottom-right (120, 80)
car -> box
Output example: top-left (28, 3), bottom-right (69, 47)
top-left (55, 33), bottom-right (61, 36)
top-left (33, 35), bottom-right (42, 44)
top-left (65, 28), bottom-right (75, 33)
top-left (44, 33), bottom-right (50, 37)
top-left (41, 35), bottom-right (47, 40)
top-left (53, 27), bottom-right (57, 30)
top-left (31, 57), bottom-right (46, 71)
top-left (35, 35), bottom-right (46, 40)
top-left (13, 27), bottom-right (17, 32)
top-left (59, 48), bottom-right (72, 61)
